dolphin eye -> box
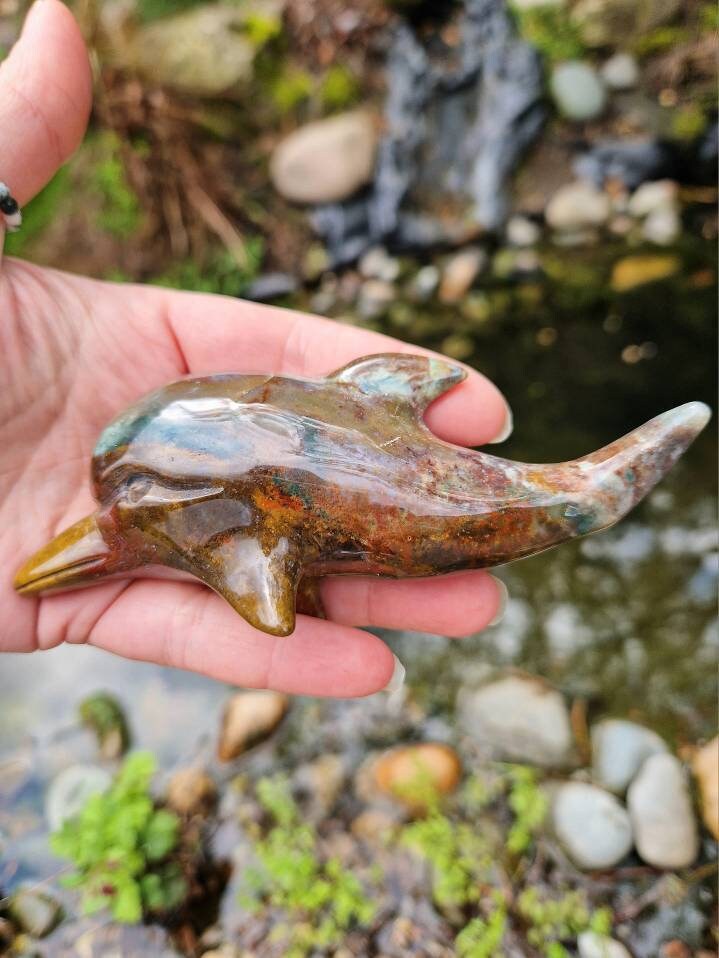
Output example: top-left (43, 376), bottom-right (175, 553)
top-left (126, 477), bottom-right (152, 504)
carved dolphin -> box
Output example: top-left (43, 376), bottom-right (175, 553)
top-left (14, 354), bottom-right (711, 636)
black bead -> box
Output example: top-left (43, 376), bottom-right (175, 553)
top-left (0, 194), bottom-right (19, 215)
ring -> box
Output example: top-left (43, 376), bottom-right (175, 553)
top-left (0, 182), bottom-right (22, 232)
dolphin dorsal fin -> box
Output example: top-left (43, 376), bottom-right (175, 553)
top-left (332, 353), bottom-right (466, 410)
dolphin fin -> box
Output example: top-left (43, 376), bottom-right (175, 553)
top-left (332, 353), bottom-right (466, 410)
top-left (200, 534), bottom-right (300, 636)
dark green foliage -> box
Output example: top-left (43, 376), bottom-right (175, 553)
top-left (50, 752), bottom-right (186, 924)
top-left (510, 2), bottom-right (585, 63)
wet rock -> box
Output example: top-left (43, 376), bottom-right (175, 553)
top-left (600, 53), bottom-right (639, 91)
top-left (359, 247), bottom-right (401, 282)
top-left (628, 180), bottom-right (679, 217)
top-left (294, 754), bottom-right (345, 819)
top-left (571, 0), bottom-right (682, 48)
top-left (692, 736), bottom-right (718, 839)
top-left (357, 279), bottom-right (396, 319)
top-left (39, 918), bottom-right (181, 956)
top-left (627, 754), bottom-right (699, 868)
top-left (8, 889), bottom-right (62, 938)
top-left (438, 247), bottom-right (486, 304)
top-left (166, 767), bottom-right (217, 817)
top-left (130, 3), bottom-right (280, 96)
top-left (406, 264), bottom-right (440, 302)
top-left (351, 807), bottom-right (402, 842)
top-left (506, 215), bottom-right (541, 247)
top-left (458, 673), bottom-right (574, 767)
top-left (575, 139), bottom-right (678, 191)
top-left (217, 691), bottom-right (288, 762)
top-left (550, 62), bottom-right (607, 122)
top-left (578, 932), bottom-right (632, 958)
top-left (642, 207), bottom-right (681, 245)
top-left (610, 254), bottom-right (680, 292)
top-left (371, 743), bottom-right (462, 811)
top-left (244, 273), bottom-right (299, 302)
top-left (45, 764), bottom-right (112, 830)
top-left (545, 181), bottom-right (610, 231)
top-left (551, 782), bottom-right (633, 869)
top-left (270, 111), bottom-right (378, 205)
top-left (78, 692), bottom-right (130, 760)
top-left (591, 718), bottom-right (668, 793)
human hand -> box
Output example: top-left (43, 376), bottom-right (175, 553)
top-left (0, 0), bottom-right (510, 697)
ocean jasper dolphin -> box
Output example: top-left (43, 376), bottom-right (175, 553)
top-left (14, 354), bottom-right (711, 636)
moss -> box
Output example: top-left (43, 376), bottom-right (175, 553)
top-left (136, 0), bottom-right (206, 23)
top-left (271, 67), bottom-right (315, 114)
top-left (505, 764), bottom-right (548, 854)
top-left (633, 25), bottom-right (690, 55)
top-left (319, 65), bottom-right (361, 112)
top-left (517, 886), bottom-right (613, 954)
top-left (671, 103), bottom-right (708, 142)
top-left (510, 2), bottom-right (585, 64)
top-left (240, 775), bottom-right (376, 958)
top-left (89, 133), bottom-right (144, 239)
top-left (243, 11), bottom-right (283, 48)
top-left (456, 897), bottom-right (509, 958)
top-left (151, 239), bottom-right (264, 296)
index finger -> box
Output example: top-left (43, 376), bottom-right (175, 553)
top-left (156, 290), bottom-right (512, 448)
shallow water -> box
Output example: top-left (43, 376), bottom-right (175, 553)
top-left (0, 238), bottom-right (716, 896)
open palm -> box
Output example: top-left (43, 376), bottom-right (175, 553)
top-left (0, 1), bottom-right (509, 697)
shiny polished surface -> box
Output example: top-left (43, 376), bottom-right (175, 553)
top-left (14, 353), bottom-right (711, 635)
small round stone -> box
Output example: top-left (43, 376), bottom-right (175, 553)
top-left (550, 61), bottom-right (607, 122)
top-left (600, 52), bottom-right (639, 91)
top-left (552, 781), bottom-right (633, 869)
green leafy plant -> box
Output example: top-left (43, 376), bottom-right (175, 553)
top-left (243, 11), bottom-right (283, 48)
top-left (517, 886), bottom-right (612, 956)
top-left (50, 752), bottom-right (186, 923)
top-left (456, 896), bottom-right (509, 958)
top-left (240, 775), bottom-right (376, 958)
top-left (319, 65), bottom-right (361, 112)
top-left (78, 692), bottom-right (130, 759)
top-left (505, 764), bottom-right (548, 854)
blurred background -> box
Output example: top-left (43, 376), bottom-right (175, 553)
top-left (0, 0), bottom-right (717, 955)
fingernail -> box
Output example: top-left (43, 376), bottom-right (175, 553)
top-left (488, 577), bottom-right (509, 626)
top-left (488, 401), bottom-right (513, 444)
top-left (383, 654), bottom-right (405, 693)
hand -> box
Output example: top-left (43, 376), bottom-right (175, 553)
top-left (0, 0), bottom-right (510, 697)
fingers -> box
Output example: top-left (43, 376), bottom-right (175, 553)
top-left (37, 579), bottom-right (397, 698)
top-left (158, 292), bottom-right (511, 447)
top-left (322, 570), bottom-right (507, 638)
top-left (0, 0), bottom-right (92, 204)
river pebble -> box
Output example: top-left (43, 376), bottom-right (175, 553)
top-left (627, 753), bottom-right (699, 868)
top-left (8, 889), bottom-right (62, 938)
top-left (359, 246), bottom-right (401, 282)
top-left (552, 781), bottom-right (633, 869)
top-left (600, 53), bottom-right (639, 91)
top-left (166, 766), bottom-right (217, 816)
top-left (591, 718), bottom-right (668, 793)
top-left (506, 215), bottom-right (541, 247)
top-left (545, 180), bottom-right (611, 231)
top-left (371, 743), bottom-right (462, 812)
top-left (45, 764), bottom-right (112, 830)
top-left (628, 179), bottom-right (679, 217)
top-left (270, 110), bottom-right (378, 204)
top-left (692, 736), bottom-right (718, 838)
top-left (578, 931), bottom-right (632, 958)
top-left (459, 673), bottom-right (574, 767)
top-left (439, 247), bottom-right (486, 303)
top-left (550, 62), bottom-right (607, 122)
top-left (642, 206), bottom-right (681, 245)
top-left (217, 690), bottom-right (288, 762)
top-left (406, 264), bottom-right (440, 302)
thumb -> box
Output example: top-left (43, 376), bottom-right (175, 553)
top-left (0, 0), bottom-right (92, 206)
